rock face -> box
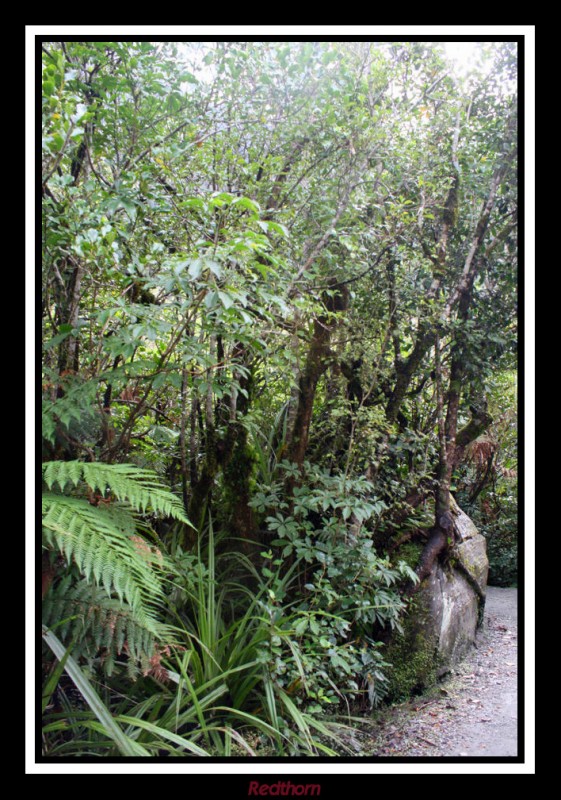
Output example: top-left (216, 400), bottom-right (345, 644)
top-left (451, 495), bottom-right (489, 599)
top-left (384, 498), bottom-right (489, 700)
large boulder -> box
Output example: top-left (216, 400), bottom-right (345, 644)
top-left (384, 499), bottom-right (489, 700)
top-left (450, 494), bottom-right (489, 599)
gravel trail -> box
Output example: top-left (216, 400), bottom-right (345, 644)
top-left (363, 586), bottom-right (518, 757)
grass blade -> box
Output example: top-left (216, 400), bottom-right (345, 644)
top-left (42, 625), bottom-right (148, 756)
top-left (115, 715), bottom-right (211, 756)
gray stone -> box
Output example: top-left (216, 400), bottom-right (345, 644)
top-left (385, 498), bottom-right (489, 700)
top-left (450, 494), bottom-right (479, 543)
top-left (450, 494), bottom-right (489, 597)
top-left (433, 566), bottom-right (478, 672)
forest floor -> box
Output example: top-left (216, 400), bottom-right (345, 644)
top-left (350, 586), bottom-right (519, 757)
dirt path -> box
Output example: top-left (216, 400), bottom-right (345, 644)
top-left (362, 586), bottom-right (518, 757)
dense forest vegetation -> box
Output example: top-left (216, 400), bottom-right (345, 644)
top-left (41, 40), bottom-right (518, 757)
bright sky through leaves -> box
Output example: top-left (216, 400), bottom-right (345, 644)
top-left (442, 41), bottom-right (493, 75)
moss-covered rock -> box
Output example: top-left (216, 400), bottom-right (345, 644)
top-left (384, 595), bottom-right (439, 701)
top-left (384, 501), bottom-right (488, 702)
top-left (385, 564), bottom-right (480, 700)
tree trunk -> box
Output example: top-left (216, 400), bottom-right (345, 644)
top-left (286, 286), bottom-right (347, 471)
top-left (56, 256), bottom-right (85, 380)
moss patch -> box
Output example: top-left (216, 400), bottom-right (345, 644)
top-left (394, 541), bottom-right (424, 572)
top-left (383, 542), bottom-right (439, 700)
top-left (384, 612), bottom-right (439, 701)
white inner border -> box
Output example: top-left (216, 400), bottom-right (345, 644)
top-left (27, 25), bottom-right (535, 776)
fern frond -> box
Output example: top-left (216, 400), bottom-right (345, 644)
top-left (42, 460), bottom-right (189, 678)
top-left (42, 494), bottom-right (163, 620)
top-left (42, 461), bottom-right (194, 526)
top-left (42, 579), bottom-right (176, 677)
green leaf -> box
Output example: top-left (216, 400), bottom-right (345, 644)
top-left (179, 72), bottom-right (198, 84)
top-left (204, 291), bottom-right (217, 309)
top-left (44, 330), bottom-right (73, 350)
top-left (217, 291), bottom-right (234, 310)
top-left (206, 260), bottom-right (222, 279)
top-left (119, 198), bottom-right (137, 217)
top-left (294, 617), bottom-right (308, 635)
top-left (266, 221), bottom-right (288, 237)
top-left (116, 716), bottom-right (210, 755)
top-left (181, 198), bottom-right (205, 211)
top-left (188, 259), bottom-right (203, 279)
top-left (42, 626), bottom-right (147, 756)
top-left (232, 197), bottom-right (260, 213)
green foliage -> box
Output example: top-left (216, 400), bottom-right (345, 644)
top-left (42, 631), bottom-right (353, 757)
top-left (43, 577), bottom-right (164, 677)
top-left (467, 485), bottom-right (518, 587)
top-left (250, 462), bottom-right (415, 709)
top-left (43, 460), bottom-right (191, 519)
top-left (41, 40), bottom-right (518, 756)
top-left (42, 460), bottom-right (192, 675)
top-left (42, 626), bottom-right (147, 756)
top-left (455, 371), bottom-right (518, 586)
top-left (482, 505), bottom-right (518, 587)
top-left (155, 521), bottom-right (353, 755)
top-left (43, 495), bottom-right (162, 612)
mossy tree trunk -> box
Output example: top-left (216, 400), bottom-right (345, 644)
top-left (286, 285), bottom-right (348, 477)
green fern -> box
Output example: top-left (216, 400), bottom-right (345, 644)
top-left (43, 460), bottom-right (192, 520)
top-left (42, 494), bottom-right (163, 615)
top-left (42, 577), bottom-right (174, 678)
top-left (42, 460), bottom-right (195, 675)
